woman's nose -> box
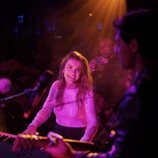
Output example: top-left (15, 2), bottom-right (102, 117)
top-left (69, 69), bottom-right (76, 74)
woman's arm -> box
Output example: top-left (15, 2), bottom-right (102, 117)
top-left (25, 81), bottom-right (59, 133)
top-left (80, 92), bottom-right (99, 142)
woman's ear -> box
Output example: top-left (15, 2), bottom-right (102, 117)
top-left (130, 39), bottom-right (138, 54)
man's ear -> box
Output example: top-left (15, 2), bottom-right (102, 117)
top-left (130, 39), bottom-right (138, 54)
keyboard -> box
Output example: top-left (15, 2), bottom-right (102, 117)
top-left (0, 131), bottom-right (16, 143)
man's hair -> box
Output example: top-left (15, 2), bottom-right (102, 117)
top-left (114, 9), bottom-right (158, 60)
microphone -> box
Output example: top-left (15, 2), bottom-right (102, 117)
top-left (23, 69), bottom-right (54, 112)
top-left (24, 87), bottom-right (38, 93)
top-left (0, 87), bottom-right (39, 103)
top-left (32, 69), bottom-right (54, 93)
top-left (0, 70), bottom-right (54, 104)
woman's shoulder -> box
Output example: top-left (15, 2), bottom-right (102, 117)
top-left (51, 80), bottom-right (60, 89)
top-left (86, 89), bottom-right (94, 97)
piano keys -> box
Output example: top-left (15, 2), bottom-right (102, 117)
top-left (0, 131), bottom-right (16, 143)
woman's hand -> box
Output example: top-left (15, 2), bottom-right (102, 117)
top-left (23, 125), bottom-right (37, 135)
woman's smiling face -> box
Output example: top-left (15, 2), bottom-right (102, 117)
top-left (63, 58), bottom-right (82, 87)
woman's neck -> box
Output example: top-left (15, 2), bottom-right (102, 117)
top-left (65, 83), bottom-right (78, 89)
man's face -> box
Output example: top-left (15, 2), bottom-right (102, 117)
top-left (99, 39), bottom-right (114, 58)
top-left (114, 31), bottom-right (135, 69)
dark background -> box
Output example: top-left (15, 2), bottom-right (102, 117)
top-left (1, 0), bottom-right (158, 70)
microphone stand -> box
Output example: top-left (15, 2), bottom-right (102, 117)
top-left (0, 88), bottom-right (36, 103)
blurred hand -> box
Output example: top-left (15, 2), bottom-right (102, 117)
top-left (89, 60), bottom-right (97, 72)
top-left (45, 138), bottom-right (75, 158)
top-left (12, 136), bottom-right (33, 153)
top-left (89, 56), bottom-right (108, 72)
top-left (12, 134), bottom-right (75, 158)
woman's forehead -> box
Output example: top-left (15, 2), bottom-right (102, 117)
top-left (99, 39), bottom-right (114, 46)
top-left (66, 58), bottom-right (82, 67)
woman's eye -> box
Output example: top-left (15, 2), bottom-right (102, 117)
top-left (67, 66), bottom-right (72, 70)
top-left (76, 69), bottom-right (81, 73)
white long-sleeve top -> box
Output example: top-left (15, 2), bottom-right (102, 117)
top-left (29, 80), bottom-right (98, 142)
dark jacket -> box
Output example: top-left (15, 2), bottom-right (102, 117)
top-left (104, 66), bottom-right (158, 158)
